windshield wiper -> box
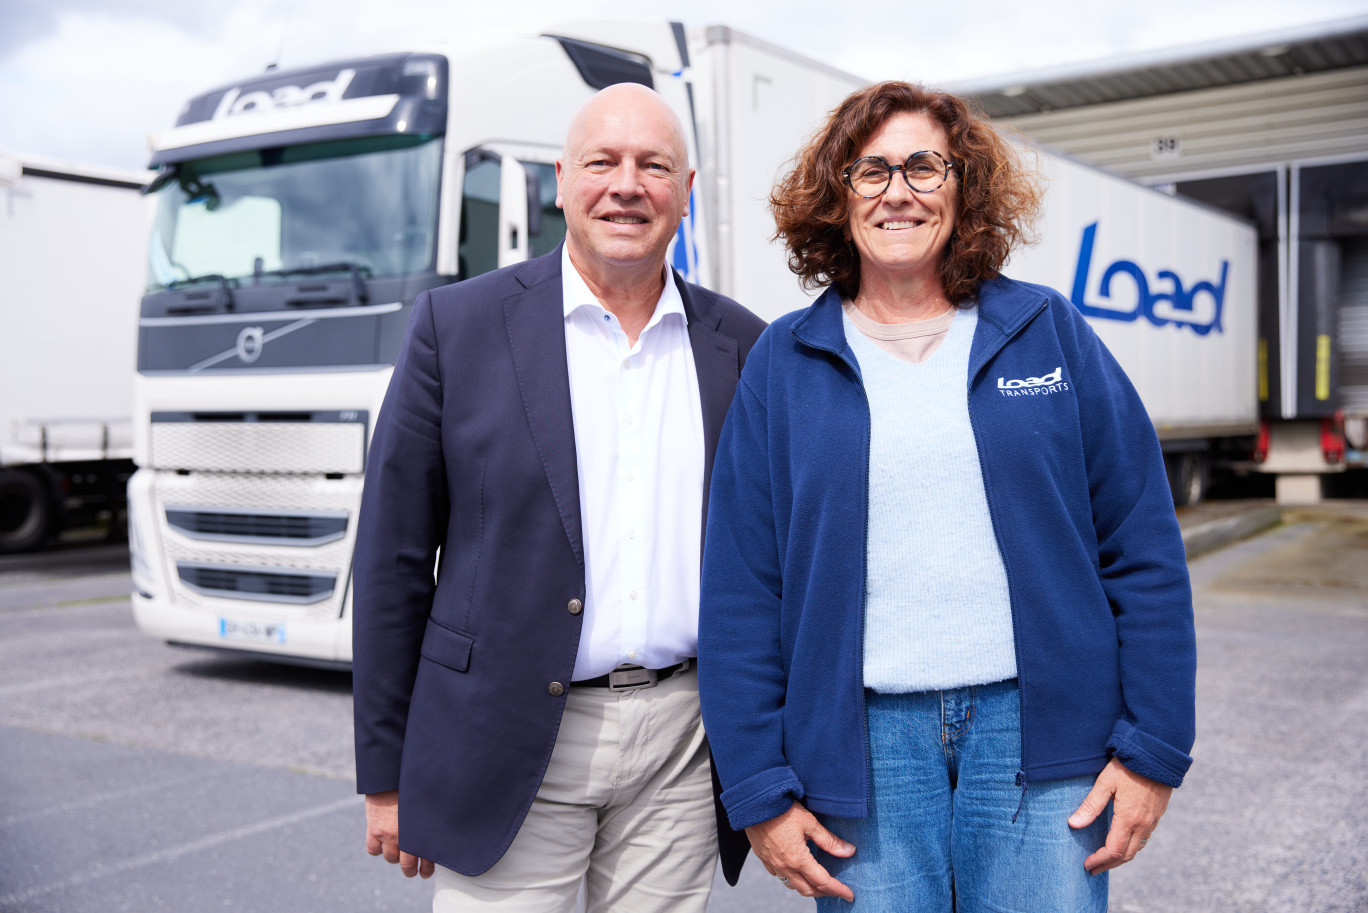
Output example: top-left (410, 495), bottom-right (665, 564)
top-left (166, 273), bottom-right (236, 312)
top-left (258, 262), bottom-right (371, 306)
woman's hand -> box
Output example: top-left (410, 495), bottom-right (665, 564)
top-left (745, 801), bottom-right (856, 900)
top-left (1068, 758), bottom-right (1173, 875)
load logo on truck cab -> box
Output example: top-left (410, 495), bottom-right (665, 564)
top-left (1069, 221), bottom-right (1228, 336)
top-left (212, 69), bottom-right (356, 120)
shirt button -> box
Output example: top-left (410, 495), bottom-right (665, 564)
top-left (625, 415), bottom-right (635, 426)
top-left (567, 598), bottom-right (583, 615)
top-left (629, 590), bottom-right (638, 600)
top-left (548, 682), bottom-right (565, 696)
top-left (627, 529), bottom-right (637, 539)
top-left (628, 650), bottom-right (638, 660)
top-left (626, 471), bottom-right (636, 482)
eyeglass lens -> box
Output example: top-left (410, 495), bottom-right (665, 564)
top-left (847, 152), bottom-right (951, 196)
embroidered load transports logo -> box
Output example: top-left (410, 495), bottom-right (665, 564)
top-left (997, 367), bottom-right (1069, 397)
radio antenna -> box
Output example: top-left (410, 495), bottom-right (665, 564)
top-left (267, 1), bottom-right (296, 71)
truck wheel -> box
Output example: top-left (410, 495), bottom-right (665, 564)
top-left (0, 470), bottom-right (51, 553)
top-left (1170, 453), bottom-right (1209, 508)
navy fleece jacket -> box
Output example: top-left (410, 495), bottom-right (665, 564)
top-left (698, 278), bottom-right (1197, 831)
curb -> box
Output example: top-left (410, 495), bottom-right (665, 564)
top-left (1181, 506), bottom-right (1282, 560)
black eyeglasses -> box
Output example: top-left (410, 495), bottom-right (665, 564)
top-left (842, 151), bottom-right (958, 198)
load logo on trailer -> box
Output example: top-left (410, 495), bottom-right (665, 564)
top-left (1069, 221), bottom-right (1227, 336)
top-left (670, 190), bottom-right (700, 282)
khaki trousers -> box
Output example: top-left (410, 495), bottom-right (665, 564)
top-left (432, 670), bottom-right (717, 913)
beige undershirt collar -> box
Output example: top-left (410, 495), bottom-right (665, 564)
top-left (843, 299), bottom-right (958, 364)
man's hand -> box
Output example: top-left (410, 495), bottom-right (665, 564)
top-left (365, 790), bottom-right (435, 879)
top-left (745, 801), bottom-right (856, 900)
top-left (1069, 758), bottom-right (1173, 875)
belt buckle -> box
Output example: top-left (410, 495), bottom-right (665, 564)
top-left (607, 665), bottom-right (658, 692)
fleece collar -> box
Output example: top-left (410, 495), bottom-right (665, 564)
top-left (789, 277), bottom-right (1051, 379)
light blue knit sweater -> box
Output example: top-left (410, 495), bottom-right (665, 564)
top-left (844, 307), bottom-right (1017, 692)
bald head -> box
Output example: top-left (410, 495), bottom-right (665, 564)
top-left (562, 83), bottom-right (690, 169)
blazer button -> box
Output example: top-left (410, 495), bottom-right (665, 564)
top-left (548, 682), bottom-right (565, 696)
top-left (567, 598), bottom-right (583, 615)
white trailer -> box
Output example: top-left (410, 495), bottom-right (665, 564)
top-left (0, 155), bottom-right (151, 552)
top-left (1007, 151), bottom-right (1259, 505)
top-left (127, 21), bottom-right (1256, 666)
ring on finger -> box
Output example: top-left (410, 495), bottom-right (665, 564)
top-left (777, 875), bottom-right (792, 887)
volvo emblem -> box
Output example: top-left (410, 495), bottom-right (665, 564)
top-left (236, 326), bottom-right (265, 363)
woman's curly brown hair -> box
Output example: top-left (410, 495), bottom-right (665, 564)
top-left (771, 81), bottom-right (1043, 303)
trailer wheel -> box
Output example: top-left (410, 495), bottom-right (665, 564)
top-left (1169, 453), bottom-right (1209, 508)
top-left (0, 470), bottom-right (51, 553)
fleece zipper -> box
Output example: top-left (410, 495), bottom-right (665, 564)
top-left (965, 294), bottom-right (1049, 798)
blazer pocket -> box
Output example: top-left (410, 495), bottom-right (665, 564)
top-left (419, 618), bottom-right (474, 673)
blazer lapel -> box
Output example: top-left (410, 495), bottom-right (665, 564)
top-left (678, 273), bottom-right (741, 544)
top-left (501, 252), bottom-right (584, 573)
top-left (499, 262), bottom-right (738, 572)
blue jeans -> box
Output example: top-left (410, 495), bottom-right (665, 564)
top-left (814, 680), bottom-right (1108, 912)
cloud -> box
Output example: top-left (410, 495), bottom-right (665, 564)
top-left (0, 0), bottom-right (61, 59)
top-left (0, 9), bottom-right (257, 169)
top-left (2, 0), bottom-right (1364, 170)
top-left (0, 0), bottom-right (230, 65)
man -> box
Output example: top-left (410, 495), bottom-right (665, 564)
top-left (352, 82), bottom-right (765, 912)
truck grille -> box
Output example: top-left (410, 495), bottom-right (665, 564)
top-left (165, 508), bottom-right (348, 546)
top-left (149, 410), bottom-right (367, 474)
top-left (152, 471), bottom-right (362, 621)
top-left (177, 563), bottom-right (337, 604)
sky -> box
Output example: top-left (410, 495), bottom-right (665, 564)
top-left (2, 0), bottom-right (1366, 173)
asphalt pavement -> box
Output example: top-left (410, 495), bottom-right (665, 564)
top-left (1, 728), bottom-right (390, 912)
top-left (0, 543), bottom-right (424, 912)
top-left (1, 500), bottom-right (1365, 912)
top-left (1110, 502), bottom-right (1368, 912)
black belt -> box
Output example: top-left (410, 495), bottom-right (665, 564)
top-left (574, 660), bottom-right (692, 691)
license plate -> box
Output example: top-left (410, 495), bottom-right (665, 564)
top-left (219, 618), bottom-right (286, 644)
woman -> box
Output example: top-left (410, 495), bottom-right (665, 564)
top-left (697, 81), bottom-right (1195, 912)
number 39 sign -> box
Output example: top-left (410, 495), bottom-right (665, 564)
top-left (1151, 134), bottom-right (1182, 159)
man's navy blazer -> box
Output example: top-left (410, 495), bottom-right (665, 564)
top-left (352, 246), bottom-right (765, 881)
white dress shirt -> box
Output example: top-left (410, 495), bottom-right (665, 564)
top-left (561, 245), bottom-right (705, 680)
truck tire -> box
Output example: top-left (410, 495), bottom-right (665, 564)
top-left (0, 469), bottom-right (52, 553)
top-left (1168, 453), bottom-right (1209, 508)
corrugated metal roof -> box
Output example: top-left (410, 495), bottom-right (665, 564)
top-left (956, 15), bottom-right (1368, 118)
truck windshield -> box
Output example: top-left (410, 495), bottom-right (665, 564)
top-left (146, 135), bottom-right (442, 292)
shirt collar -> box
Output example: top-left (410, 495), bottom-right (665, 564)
top-left (561, 243), bottom-right (686, 329)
